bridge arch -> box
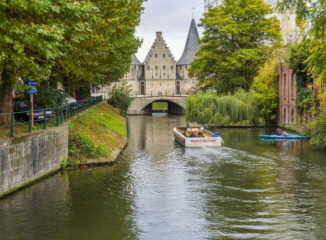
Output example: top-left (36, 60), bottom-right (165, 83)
top-left (128, 97), bottom-right (186, 115)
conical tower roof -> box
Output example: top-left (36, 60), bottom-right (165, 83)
top-left (177, 19), bottom-right (200, 65)
top-left (131, 54), bottom-right (143, 65)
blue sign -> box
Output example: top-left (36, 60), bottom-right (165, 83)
top-left (27, 80), bottom-right (36, 94)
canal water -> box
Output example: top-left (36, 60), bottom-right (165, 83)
top-left (1, 115), bottom-right (326, 240)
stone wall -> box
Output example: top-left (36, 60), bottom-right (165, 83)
top-left (0, 125), bottom-right (68, 197)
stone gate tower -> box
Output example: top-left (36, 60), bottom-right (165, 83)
top-left (103, 18), bottom-right (200, 96)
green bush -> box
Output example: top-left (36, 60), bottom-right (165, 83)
top-left (107, 83), bottom-right (133, 116)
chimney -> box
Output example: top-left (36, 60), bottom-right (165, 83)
top-left (156, 32), bottom-right (162, 38)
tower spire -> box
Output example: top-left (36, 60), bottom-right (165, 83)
top-left (177, 18), bottom-right (200, 65)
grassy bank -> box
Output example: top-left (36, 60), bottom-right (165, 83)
top-left (64, 102), bottom-right (127, 167)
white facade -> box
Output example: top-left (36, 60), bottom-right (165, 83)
top-left (204, 0), bottom-right (298, 43)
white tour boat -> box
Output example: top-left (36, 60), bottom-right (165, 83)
top-left (174, 126), bottom-right (224, 148)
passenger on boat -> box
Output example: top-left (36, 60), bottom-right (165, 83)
top-left (282, 131), bottom-right (289, 137)
top-left (190, 132), bottom-right (196, 138)
top-left (186, 129), bottom-right (192, 137)
top-left (276, 128), bottom-right (288, 136)
top-left (276, 129), bottom-right (282, 136)
top-left (212, 131), bottom-right (219, 137)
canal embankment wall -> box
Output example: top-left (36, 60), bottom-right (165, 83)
top-left (0, 125), bottom-right (68, 198)
top-left (0, 102), bottom-right (127, 198)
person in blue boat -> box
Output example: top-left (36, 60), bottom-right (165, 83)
top-left (190, 132), bottom-right (196, 138)
top-left (276, 128), bottom-right (282, 136)
top-left (212, 131), bottom-right (219, 137)
top-left (276, 128), bottom-right (288, 137)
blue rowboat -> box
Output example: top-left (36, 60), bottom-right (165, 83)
top-left (260, 134), bottom-right (307, 140)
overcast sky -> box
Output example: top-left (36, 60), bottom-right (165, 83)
top-left (135, 0), bottom-right (205, 62)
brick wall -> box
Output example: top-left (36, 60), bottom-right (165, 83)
top-left (278, 63), bottom-right (297, 126)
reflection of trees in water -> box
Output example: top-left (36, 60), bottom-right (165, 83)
top-left (66, 163), bottom-right (138, 240)
top-left (127, 115), bottom-right (186, 160)
top-left (0, 174), bottom-right (71, 240)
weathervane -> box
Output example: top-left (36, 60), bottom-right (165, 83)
top-left (191, 7), bottom-right (195, 19)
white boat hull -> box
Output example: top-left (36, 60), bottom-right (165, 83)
top-left (174, 127), bottom-right (223, 148)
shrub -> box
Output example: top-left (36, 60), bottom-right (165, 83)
top-left (107, 83), bottom-right (133, 116)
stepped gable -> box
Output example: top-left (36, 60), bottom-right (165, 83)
top-left (177, 19), bottom-right (200, 65)
top-left (144, 32), bottom-right (176, 64)
top-left (131, 54), bottom-right (143, 65)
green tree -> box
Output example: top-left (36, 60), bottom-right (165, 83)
top-left (189, 0), bottom-right (281, 92)
top-left (279, 0), bottom-right (326, 101)
top-left (289, 40), bottom-right (317, 116)
top-left (250, 48), bottom-right (289, 124)
top-left (0, 0), bottom-right (98, 123)
top-left (0, 0), bottom-right (144, 124)
top-left (52, 0), bottom-right (144, 97)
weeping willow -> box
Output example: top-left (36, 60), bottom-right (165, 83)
top-left (185, 89), bottom-right (265, 127)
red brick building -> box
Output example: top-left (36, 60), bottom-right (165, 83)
top-left (278, 63), bottom-right (297, 126)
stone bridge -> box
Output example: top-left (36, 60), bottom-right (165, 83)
top-left (128, 96), bottom-right (187, 115)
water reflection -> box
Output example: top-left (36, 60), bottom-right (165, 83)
top-left (0, 116), bottom-right (326, 240)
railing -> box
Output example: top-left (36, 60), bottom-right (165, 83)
top-left (0, 96), bottom-right (102, 137)
top-left (91, 92), bottom-right (188, 99)
top-left (129, 92), bottom-right (188, 98)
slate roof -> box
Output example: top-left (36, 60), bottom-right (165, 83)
top-left (131, 54), bottom-right (143, 65)
top-left (177, 19), bottom-right (200, 65)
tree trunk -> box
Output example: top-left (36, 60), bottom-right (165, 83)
top-left (0, 72), bottom-right (13, 125)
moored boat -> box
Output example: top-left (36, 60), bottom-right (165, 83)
top-left (259, 134), bottom-right (307, 140)
top-left (174, 126), bottom-right (223, 148)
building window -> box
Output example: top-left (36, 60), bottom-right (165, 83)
top-left (291, 73), bottom-right (294, 99)
top-left (291, 109), bottom-right (294, 123)
top-left (163, 54), bottom-right (166, 58)
top-left (163, 66), bottom-right (166, 70)
top-left (150, 54), bottom-right (152, 57)
top-left (155, 54), bottom-right (158, 58)
top-left (284, 73), bottom-right (287, 99)
top-left (171, 66), bottom-right (173, 70)
top-left (176, 81), bottom-right (181, 95)
top-left (140, 81), bottom-right (145, 95)
top-left (284, 108), bottom-right (287, 123)
top-left (155, 66), bottom-right (158, 70)
top-left (147, 66), bottom-right (150, 70)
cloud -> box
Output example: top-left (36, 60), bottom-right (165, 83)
top-left (135, 0), bottom-right (204, 62)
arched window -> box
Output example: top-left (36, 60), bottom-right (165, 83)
top-left (163, 54), bottom-right (166, 58)
top-left (155, 54), bottom-right (158, 58)
top-left (171, 66), bottom-right (173, 71)
top-left (163, 66), bottom-right (166, 70)
top-left (284, 108), bottom-right (287, 123)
